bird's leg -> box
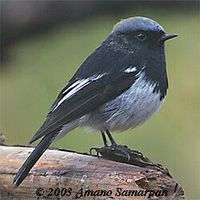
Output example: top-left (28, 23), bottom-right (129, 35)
top-left (90, 130), bottom-right (131, 161)
top-left (101, 131), bottom-right (108, 147)
top-left (105, 130), bottom-right (117, 146)
top-left (105, 130), bottom-right (130, 160)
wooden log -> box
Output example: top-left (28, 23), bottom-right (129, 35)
top-left (0, 145), bottom-right (185, 200)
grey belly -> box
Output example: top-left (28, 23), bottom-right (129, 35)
top-left (82, 74), bottom-right (165, 132)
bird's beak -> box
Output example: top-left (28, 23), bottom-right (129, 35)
top-left (160, 33), bottom-right (178, 42)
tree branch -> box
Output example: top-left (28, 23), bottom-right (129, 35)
top-left (0, 145), bottom-right (185, 200)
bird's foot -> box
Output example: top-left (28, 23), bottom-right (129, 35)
top-left (90, 144), bottom-right (134, 162)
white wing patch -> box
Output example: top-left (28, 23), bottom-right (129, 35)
top-left (52, 74), bottom-right (106, 112)
top-left (62, 80), bottom-right (82, 94)
top-left (124, 66), bottom-right (137, 73)
top-left (62, 79), bottom-right (90, 100)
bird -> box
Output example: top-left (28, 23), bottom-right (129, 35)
top-left (13, 16), bottom-right (177, 187)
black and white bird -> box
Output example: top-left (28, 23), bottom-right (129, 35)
top-left (13, 16), bottom-right (177, 186)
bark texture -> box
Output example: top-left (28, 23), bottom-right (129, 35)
top-left (0, 145), bottom-right (185, 200)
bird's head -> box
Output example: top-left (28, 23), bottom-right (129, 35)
top-left (111, 16), bottom-right (177, 50)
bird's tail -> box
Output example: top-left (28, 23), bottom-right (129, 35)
top-left (13, 131), bottom-right (58, 187)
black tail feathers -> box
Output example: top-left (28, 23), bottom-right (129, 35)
top-left (13, 132), bottom-right (57, 187)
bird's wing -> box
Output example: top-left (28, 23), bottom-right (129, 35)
top-left (30, 69), bottom-right (141, 144)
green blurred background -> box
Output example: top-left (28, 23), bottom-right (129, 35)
top-left (0, 1), bottom-right (200, 200)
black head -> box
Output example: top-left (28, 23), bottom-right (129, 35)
top-left (111, 16), bottom-right (177, 50)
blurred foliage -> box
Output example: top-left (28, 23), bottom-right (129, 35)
top-left (0, 6), bottom-right (200, 200)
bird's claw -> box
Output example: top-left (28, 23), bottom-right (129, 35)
top-left (89, 144), bottom-right (132, 162)
top-left (110, 144), bottom-right (131, 161)
top-left (89, 147), bottom-right (101, 158)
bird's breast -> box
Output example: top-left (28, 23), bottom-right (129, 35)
top-left (84, 72), bottom-right (165, 131)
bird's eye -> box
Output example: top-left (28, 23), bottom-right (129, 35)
top-left (136, 32), bottom-right (146, 41)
